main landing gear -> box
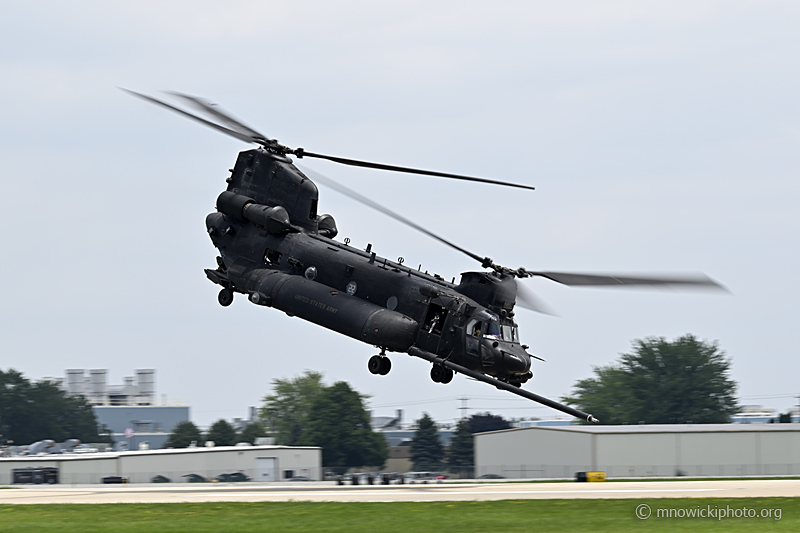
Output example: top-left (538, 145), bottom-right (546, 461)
top-left (430, 364), bottom-right (453, 384)
top-left (368, 354), bottom-right (391, 376)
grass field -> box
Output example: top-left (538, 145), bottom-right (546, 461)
top-left (0, 498), bottom-right (797, 532)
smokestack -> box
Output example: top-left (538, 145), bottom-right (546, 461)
top-left (89, 369), bottom-right (107, 404)
top-left (136, 369), bottom-right (155, 405)
top-left (65, 369), bottom-right (85, 397)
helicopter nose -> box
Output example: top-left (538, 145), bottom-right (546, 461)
top-left (501, 349), bottom-right (531, 374)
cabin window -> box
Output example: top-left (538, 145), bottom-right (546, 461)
top-left (264, 248), bottom-right (282, 265)
top-left (423, 303), bottom-right (446, 336)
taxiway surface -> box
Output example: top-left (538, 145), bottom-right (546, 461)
top-left (1, 479), bottom-right (799, 504)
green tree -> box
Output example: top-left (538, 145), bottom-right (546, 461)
top-left (164, 421), bottom-right (202, 448)
top-left (467, 412), bottom-right (512, 434)
top-left (410, 413), bottom-right (444, 471)
top-left (0, 369), bottom-right (110, 445)
top-left (206, 419), bottom-right (237, 446)
top-left (446, 419), bottom-right (474, 476)
top-left (236, 421), bottom-right (267, 444)
top-left (262, 370), bottom-right (325, 445)
top-left (563, 335), bottom-right (738, 425)
top-left (304, 382), bottom-right (387, 472)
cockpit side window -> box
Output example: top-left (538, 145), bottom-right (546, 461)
top-left (467, 320), bottom-right (483, 337)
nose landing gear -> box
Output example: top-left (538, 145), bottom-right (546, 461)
top-left (430, 364), bottom-right (453, 384)
top-left (218, 288), bottom-right (234, 307)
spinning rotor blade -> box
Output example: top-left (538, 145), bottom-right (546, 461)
top-left (124, 89), bottom-right (534, 192)
top-left (166, 91), bottom-right (270, 143)
top-left (121, 88), bottom-right (259, 144)
top-left (519, 271), bottom-right (727, 290)
top-left (297, 151), bottom-right (536, 191)
top-left (300, 166), bottom-right (491, 266)
top-left (514, 280), bottom-right (558, 316)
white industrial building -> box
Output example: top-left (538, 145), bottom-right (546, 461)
top-left (475, 424), bottom-right (800, 478)
top-left (0, 445), bottom-right (321, 484)
top-left (48, 369), bottom-right (190, 450)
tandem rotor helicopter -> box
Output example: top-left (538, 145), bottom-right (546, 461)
top-left (125, 89), bottom-right (724, 423)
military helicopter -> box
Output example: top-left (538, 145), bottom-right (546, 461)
top-left (125, 90), bottom-right (724, 424)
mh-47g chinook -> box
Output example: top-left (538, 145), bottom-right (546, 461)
top-left (125, 90), bottom-right (724, 423)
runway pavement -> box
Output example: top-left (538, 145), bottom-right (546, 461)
top-left (1, 479), bottom-right (799, 504)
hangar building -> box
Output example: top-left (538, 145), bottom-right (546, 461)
top-left (0, 445), bottom-right (321, 484)
top-left (475, 424), bottom-right (800, 478)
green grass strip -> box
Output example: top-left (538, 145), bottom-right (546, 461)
top-left (0, 498), bottom-right (797, 532)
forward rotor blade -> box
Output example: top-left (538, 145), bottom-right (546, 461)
top-left (514, 280), bottom-right (559, 316)
top-left (165, 91), bottom-right (271, 143)
top-left (298, 150), bottom-right (535, 191)
top-left (120, 88), bottom-right (258, 144)
top-left (522, 271), bottom-right (727, 290)
top-left (300, 166), bottom-right (490, 265)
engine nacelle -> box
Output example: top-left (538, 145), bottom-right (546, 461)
top-left (216, 191), bottom-right (291, 234)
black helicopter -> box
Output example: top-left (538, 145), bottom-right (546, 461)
top-left (125, 90), bottom-right (724, 423)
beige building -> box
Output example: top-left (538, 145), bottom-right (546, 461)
top-left (475, 424), bottom-right (800, 478)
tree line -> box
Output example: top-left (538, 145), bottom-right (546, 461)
top-left (2, 334), bottom-right (743, 468)
top-left (164, 419), bottom-right (266, 448)
top-left (0, 369), bottom-right (111, 445)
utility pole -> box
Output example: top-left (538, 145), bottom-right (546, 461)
top-left (795, 394), bottom-right (800, 423)
top-left (458, 397), bottom-right (469, 420)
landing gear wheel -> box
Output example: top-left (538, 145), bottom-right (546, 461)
top-left (218, 288), bottom-right (234, 307)
top-left (440, 368), bottom-right (454, 384)
top-left (379, 357), bottom-right (392, 375)
top-left (368, 355), bottom-right (383, 375)
top-left (430, 365), bottom-right (444, 383)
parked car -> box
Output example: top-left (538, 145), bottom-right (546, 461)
top-left (151, 474), bottom-right (171, 483)
top-left (182, 473), bottom-right (208, 483)
top-left (214, 472), bottom-right (251, 482)
top-left (288, 476), bottom-right (313, 481)
top-left (477, 473), bottom-right (505, 479)
top-left (404, 472), bottom-right (448, 481)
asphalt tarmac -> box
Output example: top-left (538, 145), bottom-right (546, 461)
top-left (1, 479), bottom-right (799, 504)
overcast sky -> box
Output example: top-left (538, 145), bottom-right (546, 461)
top-left (2, 1), bottom-right (798, 428)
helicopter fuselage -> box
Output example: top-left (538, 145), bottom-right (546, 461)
top-left (204, 147), bottom-right (534, 384)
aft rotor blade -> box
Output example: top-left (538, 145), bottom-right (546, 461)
top-left (120, 88), bottom-right (259, 144)
top-left (522, 271), bottom-right (727, 289)
top-left (300, 166), bottom-right (490, 266)
top-left (298, 150), bottom-right (536, 191)
top-left (166, 91), bottom-right (271, 143)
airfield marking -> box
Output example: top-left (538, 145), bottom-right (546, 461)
top-left (2, 480), bottom-right (799, 504)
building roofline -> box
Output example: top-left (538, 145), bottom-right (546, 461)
top-left (0, 445), bottom-right (320, 462)
top-left (477, 423), bottom-right (800, 436)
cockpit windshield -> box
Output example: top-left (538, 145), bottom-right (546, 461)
top-left (484, 322), bottom-right (520, 343)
